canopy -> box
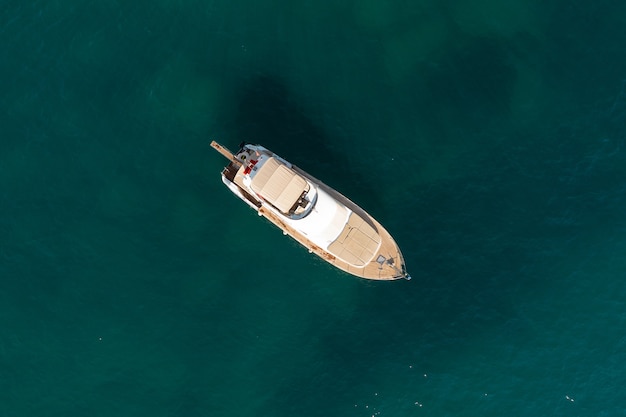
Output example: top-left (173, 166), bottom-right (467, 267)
top-left (250, 157), bottom-right (308, 213)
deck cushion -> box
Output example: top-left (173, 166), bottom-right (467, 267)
top-left (327, 213), bottom-right (381, 266)
top-left (251, 157), bottom-right (308, 213)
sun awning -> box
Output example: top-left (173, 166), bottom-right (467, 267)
top-left (250, 157), bottom-right (308, 213)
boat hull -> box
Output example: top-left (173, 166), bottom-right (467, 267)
top-left (211, 141), bottom-right (410, 281)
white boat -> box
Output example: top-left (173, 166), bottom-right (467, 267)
top-left (211, 141), bottom-right (411, 281)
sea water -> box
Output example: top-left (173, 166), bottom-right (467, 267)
top-left (1, 1), bottom-right (626, 416)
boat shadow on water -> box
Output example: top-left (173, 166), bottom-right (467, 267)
top-left (227, 74), bottom-right (388, 220)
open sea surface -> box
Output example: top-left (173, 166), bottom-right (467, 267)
top-left (2, 1), bottom-right (626, 416)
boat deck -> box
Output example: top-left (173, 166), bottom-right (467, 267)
top-left (211, 141), bottom-right (408, 280)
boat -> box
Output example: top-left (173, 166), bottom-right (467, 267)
top-left (210, 141), bottom-right (411, 281)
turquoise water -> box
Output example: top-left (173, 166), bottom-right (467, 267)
top-left (2, 1), bottom-right (626, 416)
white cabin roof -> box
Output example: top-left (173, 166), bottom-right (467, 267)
top-left (289, 188), bottom-right (349, 246)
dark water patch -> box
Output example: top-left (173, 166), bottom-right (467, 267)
top-left (226, 74), bottom-right (388, 216)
